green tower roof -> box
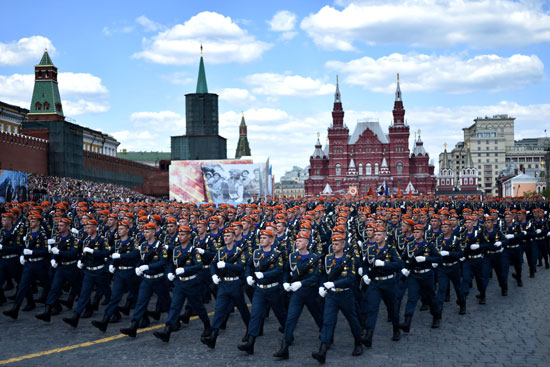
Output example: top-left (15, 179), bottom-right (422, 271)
top-left (38, 49), bottom-right (54, 66)
top-left (196, 55), bottom-right (208, 94)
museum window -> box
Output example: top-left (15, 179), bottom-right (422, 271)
top-left (397, 161), bottom-right (403, 174)
top-left (366, 163), bottom-right (372, 175)
top-left (358, 163), bottom-right (363, 175)
top-left (335, 163), bottom-right (341, 176)
top-left (374, 163), bottom-right (379, 175)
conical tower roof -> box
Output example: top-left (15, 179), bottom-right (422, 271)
top-left (196, 46), bottom-right (208, 94)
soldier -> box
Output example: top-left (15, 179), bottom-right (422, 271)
top-left (194, 219), bottom-right (215, 306)
top-left (312, 233), bottom-right (363, 364)
top-left (35, 217), bottom-right (80, 322)
top-left (517, 210), bottom-right (536, 278)
top-left (480, 215), bottom-right (507, 296)
top-left (501, 211), bottom-right (523, 287)
top-left (91, 220), bottom-right (140, 332)
top-left (460, 216), bottom-right (488, 305)
top-left (119, 222), bottom-right (171, 337)
top-left (62, 219), bottom-right (110, 327)
top-left (0, 212), bottom-right (22, 306)
top-left (532, 208), bottom-right (549, 269)
top-left (361, 226), bottom-right (403, 348)
top-left (201, 227), bottom-right (250, 349)
top-left (153, 226), bottom-right (211, 342)
top-left (274, 232), bottom-right (323, 360)
top-left (3, 214), bottom-right (49, 319)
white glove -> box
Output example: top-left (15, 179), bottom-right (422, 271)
top-left (415, 256), bottom-right (426, 263)
top-left (536, 229), bottom-right (542, 234)
top-left (0, 244), bottom-right (2, 250)
top-left (50, 259), bottom-right (58, 268)
top-left (47, 239), bottom-right (55, 245)
top-left (459, 257), bottom-right (466, 262)
top-left (362, 275), bottom-right (371, 285)
top-left (139, 265), bottom-right (149, 272)
top-left (167, 273), bottom-right (175, 281)
top-left (83, 247), bottom-right (94, 254)
top-left (23, 235), bottom-right (28, 242)
top-left (283, 282), bottom-right (291, 292)
top-left (217, 261), bottom-right (226, 269)
top-left (357, 240), bottom-right (362, 246)
top-left (175, 267), bottom-right (185, 275)
top-left (135, 267), bottom-right (143, 276)
top-left (19, 255), bottom-right (26, 265)
top-left (163, 244), bottom-right (169, 251)
top-left (505, 234), bottom-right (514, 239)
top-left (212, 274), bottom-right (221, 285)
top-left (255, 271), bottom-right (264, 279)
top-left (196, 248), bottom-right (205, 255)
top-left (494, 241), bottom-right (502, 247)
top-left (77, 260), bottom-right (83, 269)
top-left (318, 287), bottom-right (328, 298)
top-left (290, 281), bottom-right (302, 292)
top-left (470, 244), bottom-right (480, 250)
top-left (23, 249), bottom-right (33, 255)
top-left (432, 263), bottom-right (438, 268)
top-left (109, 264), bottom-right (116, 273)
top-left (547, 232), bottom-right (550, 237)
top-left (358, 267), bottom-right (363, 276)
top-left (440, 250), bottom-right (449, 256)
top-left (50, 247), bottom-right (59, 255)
top-left (323, 281), bottom-right (335, 290)
top-left (111, 253), bottom-right (121, 259)
top-left (401, 268), bottom-right (410, 277)
top-left (374, 259), bottom-right (385, 267)
top-left (71, 228), bottom-right (79, 235)
top-left (247, 276), bottom-right (256, 286)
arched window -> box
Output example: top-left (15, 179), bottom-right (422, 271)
top-left (366, 163), bottom-right (372, 175)
top-left (374, 163), bottom-right (379, 174)
top-left (335, 163), bottom-right (341, 176)
top-left (469, 178), bottom-right (473, 185)
top-left (358, 163), bottom-right (363, 175)
top-left (43, 101), bottom-right (50, 110)
top-left (418, 166), bottom-right (422, 173)
top-left (397, 161), bottom-right (403, 174)
top-left (35, 102), bottom-right (42, 110)
top-left (315, 168), bottom-right (320, 175)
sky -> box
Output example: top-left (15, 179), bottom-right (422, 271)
top-left (1, 0), bottom-right (549, 181)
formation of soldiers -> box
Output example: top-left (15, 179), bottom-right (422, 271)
top-left (1, 195), bottom-right (549, 364)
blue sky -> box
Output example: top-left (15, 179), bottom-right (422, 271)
top-left (1, 0), bottom-right (549, 180)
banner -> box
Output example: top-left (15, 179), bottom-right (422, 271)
top-left (0, 170), bottom-right (28, 203)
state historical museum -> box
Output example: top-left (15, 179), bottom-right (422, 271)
top-left (305, 75), bottom-right (436, 196)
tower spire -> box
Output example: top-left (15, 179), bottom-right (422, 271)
top-left (235, 113), bottom-right (251, 158)
top-left (29, 49), bottom-right (64, 120)
top-left (196, 46), bottom-right (208, 94)
top-left (395, 73), bottom-right (402, 102)
top-left (334, 75), bottom-right (341, 103)
top-left (392, 72), bottom-right (405, 125)
top-left (442, 142), bottom-right (449, 169)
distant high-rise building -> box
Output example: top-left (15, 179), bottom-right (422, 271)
top-left (235, 113), bottom-right (251, 158)
top-left (171, 50), bottom-right (227, 160)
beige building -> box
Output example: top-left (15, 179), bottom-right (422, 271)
top-left (506, 138), bottom-right (547, 177)
top-left (0, 101), bottom-right (28, 134)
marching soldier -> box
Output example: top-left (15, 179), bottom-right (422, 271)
top-left (0, 212), bottom-right (23, 306)
top-left (460, 216), bottom-right (488, 305)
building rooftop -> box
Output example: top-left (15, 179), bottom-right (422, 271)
top-left (349, 121), bottom-right (389, 145)
top-left (118, 151), bottom-right (171, 162)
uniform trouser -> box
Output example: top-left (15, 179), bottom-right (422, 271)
top-left (404, 271), bottom-right (438, 317)
top-left (366, 278), bottom-right (399, 331)
top-left (395, 276), bottom-right (408, 313)
top-left (46, 264), bottom-right (80, 306)
top-left (521, 242), bottom-right (537, 273)
top-left (436, 264), bottom-right (465, 309)
top-left (165, 278), bottom-right (209, 328)
top-left (461, 258), bottom-right (487, 297)
top-left (283, 286), bottom-right (323, 343)
top-left (199, 267), bottom-right (217, 300)
top-left (535, 238), bottom-right (549, 265)
top-left (502, 247), bottom-right (522, 280)
top-left (103, 269), bottom-right (139, 318)
top-left (14, 261), bottom-right (50, 307)
top-left (74, 269), bottom-right (109, 314)
top-left (247, 286), bottom-right (287, 337)
top-left (320, 289), bottom-right (362, 344)
top-left (485, 252), bottom-right (507, 290)
top-left (0, 257), bottom-right (22, 289)
top-left (211, 280), bottom-right (250, 331)
top-left (131, 276), bottom-right (171, 322)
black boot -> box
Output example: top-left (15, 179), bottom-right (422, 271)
top-left (478, 293), bottom-right (486, 305)
top-left (419, 302), bottom-right (428, 311)
top-left (459, 304), bottom-right (466, 315)
top-left (201, 329), bottom-right (218, 349)
top-left (91, 295), bottom-right (101, 311)
top-left (431, 313), bottom-right (441, 329)
top-left (81, 302), bottom-right (94, 319)
top-left (238, 335), bottom-right (256, 355)
top-left (139, 314), bottom-right (150, 328)
top-left (530, 269), bottom-right (535, 278)
top-left (352, 338), bottom-right (363, 356)
top-left (501, 287), bottom-right (508, 296)
top-left (312, 343), bottom-right (328, 364)
top-left (110, 309), bottom-right (121, 323)
top-left (392, 325), bottom-right (401, 341)
top-left (0, 290), bottom-right (7, 306)
top-left (62, 311), bottom-right (80, 328)
top-left (242, 330), bottom-right (249, 342)
top-left (153, 325), bottom-right (172, 343)
top-left (120, 320), bottom-right (139, 338)
top-left (399, 315), bottom-right (412, 333)
top-left (22, 295), bottom-right (36, 311)
top-left (3, 304), bottom-right (20, 320)
top-left (51, 301), bottom-right (62, 316)
top-left (201, 320), bottom-right (212, 338)
top-left (36, 288), bottom-right (48, 304)
top-left (273, 338), bottom-right (290, 360)
top-left (179, 306), bottom-right (192, 325)
top-left (35, 304), bottom-right (53, 322)
top-left (91, 315), bottom-right (110, 332)
top-left (362, 329), bottom-right (373, 348)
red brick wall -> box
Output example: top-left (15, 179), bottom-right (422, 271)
top-left (0, 131), bottom-right (48, 174)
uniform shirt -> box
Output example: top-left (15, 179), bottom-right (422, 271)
top-left (210, 245), bottom-right (247, 278)
top-left (138, 239), bottom-right (168, 276)
top-left (51, 233), bottom-right (79, 264)
top-left (0, 227), bottom-right (22, 255)
top-left (111, 237), bottom-right (139, 268)
top-left (321, 251), bottom-right (356, 289)
top-left (169, 243), bottom-right (202, 277)
top-left (363, 244), bottom-right (403, 279)
top-left (284, 251), bottom-right (321, 287)
top-left (247, 247), bottom-right (284, 285)
top-left (402, 240), bottom-right (441, 271)
top-left (80, 234), bottom-right (110, 268)
top-left (434, 234), bottom-right (463, 262)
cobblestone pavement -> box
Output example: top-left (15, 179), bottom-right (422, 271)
top-left (1, 266), bottom-right (549, 367)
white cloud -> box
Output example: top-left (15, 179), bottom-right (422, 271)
top-left (130, 110), bottom-right (186, 133)
top-left (301, 0), bottom-right (550, 50)
top-left (112, 129), bottom-right (168, 152)
top-left (136, 16), bottom-right (165, 32)
top-left (244, 73), bottom-right (335, 96)
top-left (0, 36), bottom-right (55, 66)
top-left (0, 72), bottom-right (109, 116)
top-left (217, 88), bottom-right (256, 105)
top-left (326, 53), bottom-right (544, 94)
top-left (268, 10), bottom-right (297, 31)
top-left (160, 72), bottom-right (193, 86)
top-left (133, 11), bottom-right (272, 65)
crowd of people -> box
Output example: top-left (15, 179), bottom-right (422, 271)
top-left (0, 191), bottom-right (549, 364)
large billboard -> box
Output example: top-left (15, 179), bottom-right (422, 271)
top-left (170, 157), bottom-right (271, 204)
top-left (0, 170), bottom-right (28, 203)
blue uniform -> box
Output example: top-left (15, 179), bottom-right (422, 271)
top-left (46, 232), bottom-right (80, 306)
top-left (460, 229), bottom-right (488, 298)
top-left (434, 233), bottom-right (465, 310)
top-left (14, 229), bottom-right (49, 308)
top-left (501, 222), bottom-right (523, 285)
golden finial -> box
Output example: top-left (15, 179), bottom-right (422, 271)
top-left (317, 132), bottom-right (320, 139)
top-left (241, 111), bottom-right (244, 117)
top-left (444, 142), bottom-right (447, 150)
top-left (45, 48), bottom-right (48, 52)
